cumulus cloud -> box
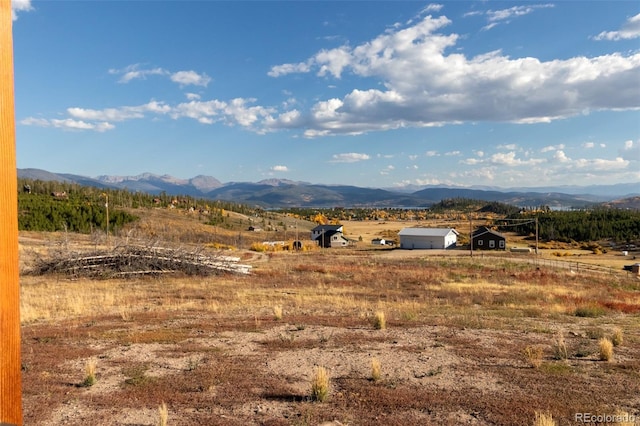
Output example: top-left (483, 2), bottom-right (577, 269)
top-left (330, 153), bottom-right (371, 163)
top-left (594, 13), bottom-right (640, 41)
top-left (493, 152), bottom-right (546, 166)
top-left (267, 12), bottom-right (640, 137)
top-left (170, 70), bottom-right (212, 87)
top-left (541, 144), bottom-right (565, 152)
top-left (271, 165), bottom-right (289, 172)
top-left (552, 150), bottom-right (570, 163)
top-left (11, 0), bottom-right (33, 20)
top-left (22, 98), bottom-right (277, 133)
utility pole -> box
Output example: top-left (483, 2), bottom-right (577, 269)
top-left (0, 0), bottom-right (23, 423)
top-left (469, 212), bottom-right (473, 258)
top-left (104, 193), bottom-right (109, 245)
top-left (535, 216), bottom-right (539, 255)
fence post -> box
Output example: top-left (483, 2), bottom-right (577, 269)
top-left (0, 1), bottom-right (23, 424)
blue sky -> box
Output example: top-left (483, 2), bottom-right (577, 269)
top-left (10, 1), bottom-right (640, 189)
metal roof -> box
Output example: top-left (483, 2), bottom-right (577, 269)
top-left (398, 227), bottom-right (458, 237)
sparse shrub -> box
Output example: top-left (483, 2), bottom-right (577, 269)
top-left (575, 305), bottom-right (605, 318)
top-left (124, 363), bottom-right (152, 386)
top-left (273, 305), bottom-right (283, 321)
top-left (158, 402), bottom-right (168, 426)
top-left (523, 345), bottom-right (544, 369)
top-left (611, 328), bottom-right (623, 347)
top-left (539, 362), bottom-right (572, 375)
top-left (310, 366), bottom-right (330, 402)
top-left (533, 411), bottom-right (557, 426)
top-left (585, 327), bottom-right (606, 339)
top-left (599, 338), bottom-right (613, 361)
top-left (370, 358), bottom-right (381, 382)
top-left (373, 311), bottom-right (386, 330)
top-left (82, 359), bottom-right (97, 387)
top-left (552, 332), bottom-right (568, 361)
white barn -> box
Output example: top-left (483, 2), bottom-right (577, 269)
top-left (398, 228), bottom-right (459, 250)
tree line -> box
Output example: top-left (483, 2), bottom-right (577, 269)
top-left (17, 178), bottom-right (257, 233)
top-left (500, 209), bottom-right (640, 243)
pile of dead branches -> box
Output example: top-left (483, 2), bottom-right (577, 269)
top-left (26, 244), bottom-right (251, 279)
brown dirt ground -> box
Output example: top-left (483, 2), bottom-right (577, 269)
top-left (17, 212), bottom-right (640, 426)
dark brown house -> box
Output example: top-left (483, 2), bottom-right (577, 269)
top-left (472, 226), bottom-right (506, 250)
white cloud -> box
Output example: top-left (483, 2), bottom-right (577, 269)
top-left (67, 101), bottom-right (171, 122)
top-left (486, 4), bottom-right (554, 23)
top-left (380, 164), bottom-right (395, 175)
top-left (425, 150), bottom-right (439, 157)
top-left (186, 93), bottom-right (201, 100)
top-left (268, 12), bottom-right (640, 137)
top-left (421, 4), bottom-right (443, 14)
top-left (541, 144), bottom-right (565, 153)
top-left (330, 153), bottom-right (371, 163)
top-left (553, 150), bottom-right (570, 163)
top-left (445, 150), bottom-right (461, 156)
top-left (271, 165), bottom-right (289, 172)
top-left (11, 0), bottom-right (33, 20)
top-left (620, 139), bottom-right (640, 161)
top-left (20, 117), bottom-right (114, 132)
top-left (170, 70), bottom-right (212, 87)
top-left (583, 142), bottom-right (595, 149)
top-left (109, 64), bottom-right (168, 83)
top-left (594, 13), bottom-right (640, 41)
top-left (109, 65), bottom-right (211, 87)
top-left (481, 151), bottom-right (545, 166)
top-left (574, 157), bottom-right (629, 171)
top-left (268, 62), bottom-right (312, 77)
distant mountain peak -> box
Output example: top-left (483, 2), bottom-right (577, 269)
top-left (256, 178), bottom-right (303, 187)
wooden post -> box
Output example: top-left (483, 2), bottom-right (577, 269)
top-left (0, 0), bottom-right (23, 424)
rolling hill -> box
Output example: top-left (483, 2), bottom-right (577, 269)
top-left (17, 168), bottom-right (639, 209)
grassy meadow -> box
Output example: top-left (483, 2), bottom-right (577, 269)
top-left (18, 208), bottom-right (640, 425)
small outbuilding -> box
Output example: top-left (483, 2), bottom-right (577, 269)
top-left (472, 226), bottom-right (506, 251)
top-left (398, 227), bottom-right (459, 250)
top-left (371, 238), bottom-right (386, 246)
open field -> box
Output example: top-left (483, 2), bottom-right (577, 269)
top-left (19, 209), bottom-right (640, 425)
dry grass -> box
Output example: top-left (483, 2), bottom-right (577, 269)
top-left (373, 311), bottom-right (386, 330)
top-left (599, 338), bottom-right (614, 361)
top-left (82, 359), bottom-right (97, 387)
top-left (552, 332), bottom-right (568, 361)
top-left (17, 221), bottom-right (640, 425)
top-left (370, 358), bottom-right (382, 382)
top-left (533, 411), bottom-right (557, 426)
top-left (523, 346), bottom-right (544, 369)
top-left (310, 366), bottom-right (330, 402)
top-left (157, 402), bottom-right (168, 426)
top-left (612, 327), bottom-right (624, 347)
top-left (273, 305), bottom-right (283, 321)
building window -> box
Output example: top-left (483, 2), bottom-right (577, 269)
top-left (499, 240), bottom-right (505, 248)
top-left (478, 240), bottom-right (483, 246)
top-left (489, 240), bottom-right (495, 248)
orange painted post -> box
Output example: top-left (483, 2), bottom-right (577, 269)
top-left (0, 0), bottom-right (23, 424)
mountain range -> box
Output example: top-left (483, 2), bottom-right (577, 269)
top-left (17, 168), bottom-right (640, 209)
